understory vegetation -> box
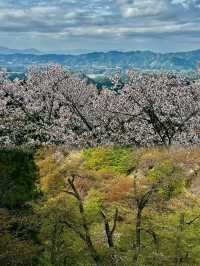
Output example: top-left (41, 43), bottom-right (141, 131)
top-left (1, 145), bottom-right (200, 265)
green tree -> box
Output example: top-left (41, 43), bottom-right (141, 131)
top-left (0, 148), bottom-right (39, 209)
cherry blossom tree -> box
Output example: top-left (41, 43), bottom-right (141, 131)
top-left (104, 71), bottom-right (200, 145)
top-left (1, 64), bottom-right (200, 147)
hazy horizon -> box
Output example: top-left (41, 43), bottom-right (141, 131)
top-left (1, 45), bottom-right (200, 55)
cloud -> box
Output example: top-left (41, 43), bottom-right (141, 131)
top-left (0, 0), bottom-right (199, 52)
top-left (171, 0), bottom-right (200, 8)
top-left (117, 0), bottom-right (168, 17)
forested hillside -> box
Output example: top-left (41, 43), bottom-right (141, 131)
top-left (1, 146), bottom-right (200, 265)
top-left (1, 65), bottom-right (200, 265)
top-left (1, 0), bottom-right (200, 263)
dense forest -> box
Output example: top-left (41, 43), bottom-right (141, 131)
top-left (1, 146), bottom-right (200, 265)
top-left (1, 65), bottom-right (200, 265)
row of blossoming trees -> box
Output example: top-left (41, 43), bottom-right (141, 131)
top-left (1, 64), bottom-right (200, 147)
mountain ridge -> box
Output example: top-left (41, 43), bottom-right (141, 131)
top-left (0, 46), bottom-right (42, 55)
top-left (1, 48), bottom-right (200, 72)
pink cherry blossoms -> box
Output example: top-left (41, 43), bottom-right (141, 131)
top-left (1, 64), bottom-right (200, 147)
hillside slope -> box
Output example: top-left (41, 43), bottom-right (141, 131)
top-left (1, 49), bottom-right (200, 72)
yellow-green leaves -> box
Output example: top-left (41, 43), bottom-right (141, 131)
top-left (148, 160), bottom-right (185, 200)
top-left (83, 146), bottom-right (138, 174)
top-left (84, 189), bottom-right (104, 223)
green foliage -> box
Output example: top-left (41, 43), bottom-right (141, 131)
top-left (2, 146), bottom-right (200, 265)
top-left (83, 146), bottom-right (138, 174)
top-left (0, 208), bottom-right (40, 266)
top-left (147, 159), bottom-right (185, 200)
top-left (84, 189), bottom-right (104, 223)
top-left (0, 148), bottom-right (39, 209)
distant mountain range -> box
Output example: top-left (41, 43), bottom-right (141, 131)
top-left (1, 48), bottom-right (200, 73)
top-left (0, 47), bottom-right (93, 55)
top-left (0, 46), bottom-right (42, 55)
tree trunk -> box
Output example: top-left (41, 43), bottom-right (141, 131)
top-left (134, 208), bottom-right (142, 262)
top-left (67, 178), bottom-right (101, 266)
top-left (174, 213), bottom-right (185, 266)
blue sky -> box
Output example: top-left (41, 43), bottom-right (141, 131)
top-left (0, 0), bottom-right (200, 53)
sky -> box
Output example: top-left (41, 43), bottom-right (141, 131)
top-left (0, 0), bottom-right (200, 53)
